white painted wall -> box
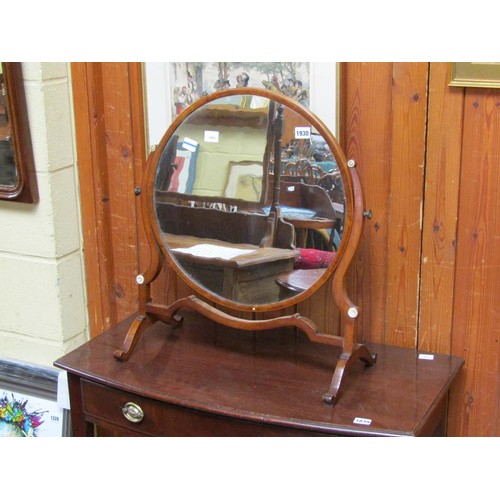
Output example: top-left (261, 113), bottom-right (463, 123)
top-left (0, 63), bottom-right (88, 367)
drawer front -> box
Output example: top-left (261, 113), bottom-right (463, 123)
top-left (80, 379), bottom-right (330, 437)
top-left (81, 380), bottom-right (173, 436)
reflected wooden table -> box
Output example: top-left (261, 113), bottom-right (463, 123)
top-left (283, 215), bottom-right (338, 250)
top-left (166, 234), bottom-right (298, 304)
top-left (276, 268), bottom-right (326, 299)
top-left (55, 312), bottom-right (464, 437)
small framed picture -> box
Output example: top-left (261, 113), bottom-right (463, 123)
top-left (0, 359), bottom-right (70, 437)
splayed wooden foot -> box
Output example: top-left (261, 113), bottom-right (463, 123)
top-left (322, 344), bottom-right (377, 405)
top-left (113, 309), bottom-right (183, 362)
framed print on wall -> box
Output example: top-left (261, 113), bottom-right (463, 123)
top-left (143, 62), bottom-right (338, 148)
top-left (449, 62), bottom-right (500, 88)
top-left (0, 359), bottom-right (70, 437)
top-left (168, 62), bottom-right (311, 115)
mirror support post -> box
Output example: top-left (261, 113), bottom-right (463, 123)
top-left (323, 163), bottom-right (377, 405)
top-left (113, 147), bottom-right (165, 361)
top-left (270, 104), bottom-right (284, 245)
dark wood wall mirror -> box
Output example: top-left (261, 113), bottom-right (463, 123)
top-left (115, 87), bottom-right (376, 405)
top-left (0, 62), bottom-right (37, 203)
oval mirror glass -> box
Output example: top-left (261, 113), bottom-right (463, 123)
top-left (149, 88), bottom-right (350, 311)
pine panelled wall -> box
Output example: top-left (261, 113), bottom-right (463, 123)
top-left (71, 62), bottom-right (500, 437)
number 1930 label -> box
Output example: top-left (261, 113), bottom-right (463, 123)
top-left (295, 126), bottom-right (311, 139)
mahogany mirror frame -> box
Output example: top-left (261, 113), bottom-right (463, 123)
top-left (114, 87), bottom-right (376, 405)
top-left (145, 87), bottom-right (356, 313)
top-left (0, 62), bottom-right (38, 204)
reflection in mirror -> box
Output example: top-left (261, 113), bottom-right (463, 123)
top-left (275, 104), bottom-right (344, 250)
top-left (0, 63), bottom-right (17, 188)
top-left (0, 62), bottom-right (37, 203)
top-left (152, 90), bottom-right (345, 308)
top-left (154, 94), bottom-right (272, 204)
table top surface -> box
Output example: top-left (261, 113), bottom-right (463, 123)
top-left (276, 268), bottom-right (327, 293)
top-left (55, 312), bottom-right (464, 437)
top-left (166, 234), bottom-right (299, 268)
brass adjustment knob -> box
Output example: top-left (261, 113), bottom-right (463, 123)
top-left (122, 402), bottom-right (144, 423)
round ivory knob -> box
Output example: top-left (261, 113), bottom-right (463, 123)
top-left (347, 307), bottom-right (359, 318)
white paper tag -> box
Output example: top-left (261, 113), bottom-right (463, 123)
top-left (419, 353), bottom-right (434, 360)
top-left (57, 370), bottom-right (71, 410)
top-left (204, 130), bottom-right (219, 143)
top-left (295, 126), bottom-right (311, 139)
top-left (353, 417), bottom-right (372, 426)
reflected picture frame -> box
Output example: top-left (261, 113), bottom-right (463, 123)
top-left (449, 62), bottom-right (500, 89)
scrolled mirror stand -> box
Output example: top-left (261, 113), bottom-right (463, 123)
top-left (322, 162), bottom-right (377, 404)
top-left (113, 149), bottom-right (376, 405)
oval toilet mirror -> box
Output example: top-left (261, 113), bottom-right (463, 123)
top-left (147, 87), bottom-right (355, 313)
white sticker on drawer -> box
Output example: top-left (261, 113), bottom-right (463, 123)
top-left (353, 417), bottom-right (372, 426)
top-left (419, 353), bottom-right (435, 360)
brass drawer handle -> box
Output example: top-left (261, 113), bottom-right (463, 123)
top-left (122, 402), bottom-right (144, 423)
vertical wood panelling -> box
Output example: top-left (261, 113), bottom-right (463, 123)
top-left (296, 277), bottom-right (337, 335)
top-left (384, 63), bottom-right (429, 348)
top-left (448, 88), bottom-right (500, 436)
top-left (129, 64), bottom-right (150, 288)
top-left (72, 62), bottom-right (146, 336)
top-left (72, 62), bottom-right (500, 436)
top-left (71, 63), bottom-right (105, 335)
top-left (72, 63), bottom-right (116, 334)
top-left (419, 64), bottom-right (463, 353)
top-left (100, 64), bottom-right (141, 321)
top-left (343, 63), bottom-right (428, 348)
top-left (342, 63), bottom-right (394, 344)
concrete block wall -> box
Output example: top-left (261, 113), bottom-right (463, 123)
top-left (0, 62), bottom-right (88, 367)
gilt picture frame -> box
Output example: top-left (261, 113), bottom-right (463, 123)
top-left (449, 62), bottom-right (500, 89)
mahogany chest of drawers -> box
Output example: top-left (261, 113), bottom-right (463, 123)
top-left (55, 313), bottom-right (463, 437)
